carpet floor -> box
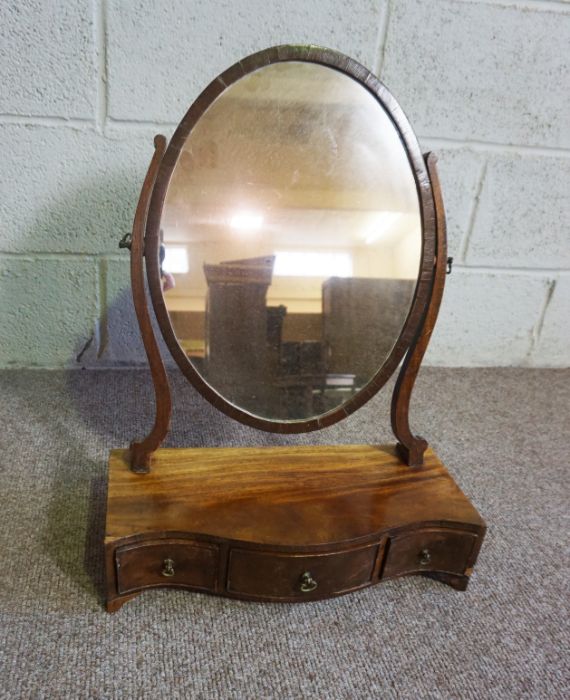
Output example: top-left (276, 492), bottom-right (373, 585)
top-left (0, 368), bottom-right (568, 699)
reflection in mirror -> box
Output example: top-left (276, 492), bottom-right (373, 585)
top-left (161, 61), bottom-right (421, 421)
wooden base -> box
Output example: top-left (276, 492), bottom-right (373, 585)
top-left (104, 445), bottom-right (485, 611)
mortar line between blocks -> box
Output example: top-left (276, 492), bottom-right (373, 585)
top-left (94, 0), bottom-right (108, 133)
top-left (454, 265), bottom-right (570, 276)
top-left (0, 114), bottom-right (95, 128)
top-left (458, 160), bottom-right (488, 263)
top-left (463, 0), bottom-right (570, 13)
top-left (106, 118), bottom-right (179, 131)
top-left (373, 0), bottom-right (392, 76)
top-left (422, 136), bottom-right (570, 158)
top-left (0, 252), bottom-right (128, 260)
top-left (97, 258), bottom-right (110, 359)
top-left (530, 279), bottom-right (557, 353)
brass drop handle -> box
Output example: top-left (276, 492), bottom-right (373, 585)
top-left (161, 558), bottom-right (175, 577)
top-left (419, 549), bottom-right (431, 566)
top-left (299, 571), bottom-right (318, 593)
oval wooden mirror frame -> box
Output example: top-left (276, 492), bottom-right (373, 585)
top-left (127, 45), bottom-right (447, 473)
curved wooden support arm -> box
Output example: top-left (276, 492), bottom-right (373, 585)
top-left (391, 152), bottom-right (447, 467)
top-left (129, 135), bottom-right (172, 473)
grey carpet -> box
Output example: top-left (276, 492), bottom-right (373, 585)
top-left (0, 368), bottom-right (568, 699)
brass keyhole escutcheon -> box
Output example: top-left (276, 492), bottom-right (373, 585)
top-left (161, 558), bottom-right (175, 577)
top-left (299, 571), bottom-right (318, 593)
top-left (419, 549), bottom-right (431, 566)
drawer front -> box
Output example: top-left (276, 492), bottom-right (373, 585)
top-left (383, 528), bottom-right (477, 579)
top-left (116, 540), bottom-right (218, 594)
top-left (227, 544), bottom-right (378, 600)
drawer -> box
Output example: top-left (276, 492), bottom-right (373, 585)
top-left (227, 544), bottom-right (378, 600)
top-left (116, 539), bottom-right (218, 595)
top-left (383, 528), bottom-right (477, 579)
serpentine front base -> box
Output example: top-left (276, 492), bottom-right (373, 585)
top-left (104, 445), bottom-right (485, 612)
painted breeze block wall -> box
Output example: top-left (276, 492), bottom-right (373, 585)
top-left (0, 0), bottom-right (568, 369)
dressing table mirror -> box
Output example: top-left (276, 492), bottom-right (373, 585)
top-left (105, 46), bottom-right (485, 612)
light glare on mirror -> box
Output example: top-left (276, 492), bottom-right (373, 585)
top-left (163, 246), bottom-right (189, 274)
top-left (363, 211), bottom-right (404, 245)
top-left (230, 210), bottom-right (264, 231)
top-left (274, 251), bottom-right (353, 278)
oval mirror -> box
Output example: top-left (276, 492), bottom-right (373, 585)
top-left (149, 48), bottom-right (431, 431)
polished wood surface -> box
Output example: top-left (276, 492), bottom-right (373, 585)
top-left (104, 445), bottom-right (485, 611)
top-left (391, 152), bottom-right (448, 466)
top-left (106, 445), bottom-right (483, 546)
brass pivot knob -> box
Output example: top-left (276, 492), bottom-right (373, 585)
top-left (161, 558), bottom-right (175, 577)
top-left (118, 232), bottom-right (132, 250)
top-left (419, 549), bottom-right (431, 566)
top-left (299, 571), bottom-right (318, 592)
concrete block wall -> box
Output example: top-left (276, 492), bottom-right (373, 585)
top-left (1, 0), bottom-right (568, 369)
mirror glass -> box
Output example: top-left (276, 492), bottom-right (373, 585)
top-left (161, 61), bottom-right (421, 421)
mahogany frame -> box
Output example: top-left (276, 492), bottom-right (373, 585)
top-left (128, 135), bottom-right (172, 473)
top-left (126, 45), bottom-right (448, 472)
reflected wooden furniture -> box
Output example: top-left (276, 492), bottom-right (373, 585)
top-left (323, 277), bottom-right (416, 382)
top-left (105, 445), bottom-right (485, 611)
top-left (203, 256), bottom-right (275, 412)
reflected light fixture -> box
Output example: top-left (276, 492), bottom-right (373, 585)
top-left (230, 210), bottom-right (263, 231)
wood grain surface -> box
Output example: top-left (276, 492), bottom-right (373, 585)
top-left (128, 135), bottom-right (172, 473)
top-left (391, 152), bottom-right (448, 466)
top-left (106, 445), bottom-right (483, 547)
